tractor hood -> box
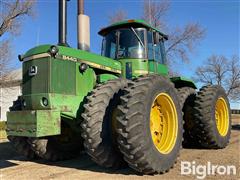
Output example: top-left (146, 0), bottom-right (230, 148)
top-left (22, 44), bottom-right (122, 74)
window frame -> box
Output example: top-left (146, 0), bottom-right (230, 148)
top-left (146, 31), bottom-right (167, 64)
top-left (147, 31), bottom-right (154, 61)
top-left (101, 27), bottom-right (148, 60)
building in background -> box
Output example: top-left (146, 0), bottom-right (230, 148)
top-left (0, 69), bottom-right (22, 121)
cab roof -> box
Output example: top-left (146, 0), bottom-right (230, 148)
top-left (98, 19), bottom-right (168, 39)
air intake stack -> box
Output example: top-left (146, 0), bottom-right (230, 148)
top-left (77, 0), bottom-right (90, 51)
top-left (58, 0), bottom-right (68, 46)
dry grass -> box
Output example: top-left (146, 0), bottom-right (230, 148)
top-left (0, 121), bottom-right (7, 139)
top-left (232, 114), bottom-right (240, 120)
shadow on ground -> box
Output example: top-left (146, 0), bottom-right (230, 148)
top-left (0, 141), bottom-right (20, 169)
top-left (0, 140), bottom-right (138, 176)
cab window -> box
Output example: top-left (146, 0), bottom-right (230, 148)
top-left (153, 38), bottom-right (166, 64)
top-left (101, 30), bottom-right (117, 59)
top-left (159, 40), bottom-right (166, 64)
top-left (147, 31), bottom-right (154, 60)
top-left (101, 28), bottom-right (147, 59)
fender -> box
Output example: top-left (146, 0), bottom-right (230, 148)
top-left (170, 76), bottom-right (197, 89)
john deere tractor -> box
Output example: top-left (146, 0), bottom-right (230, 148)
top-left (6, 0), bottom-right (231, 174)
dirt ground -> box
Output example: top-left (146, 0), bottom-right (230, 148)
top-left (0, 115), bottom-right (239, 180)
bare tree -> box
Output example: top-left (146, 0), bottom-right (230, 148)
top-left (142, 0), bottom-right (205, 64)
top-left (0, 40), bottom-right (13, 85)
top-left (108, 0), bottom-right (205, 73)
top-left (142, 0), bottom-right (170, 30)
top-left (108, 9), bottom-right (127, 24)
top-left (195, 55), bottom-right (240, 101)
top-left (0, 0), bottom-right (35, 84)
top-left (166, 23), bottom-right (205, 63)
top-left (0, 0), bottom-right (35, 37)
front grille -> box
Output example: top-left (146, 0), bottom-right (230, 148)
top-left (22, 58), bottom-right (50, 95)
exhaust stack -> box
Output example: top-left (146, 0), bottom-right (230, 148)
top-left (77, 0), bottom-right (90, 51)
top-left (58, 0), bottom-right (68, 46)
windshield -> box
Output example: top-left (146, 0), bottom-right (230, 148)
top-left (101, 28), bottom-right (146, 59)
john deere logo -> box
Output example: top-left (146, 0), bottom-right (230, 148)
top-left (29, 66), bottom-right (38, 76)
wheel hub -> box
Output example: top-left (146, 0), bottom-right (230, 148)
top-left (150, 93), bottom-right (178, 154)
top-left (215, 97), bottom-right (229, 136)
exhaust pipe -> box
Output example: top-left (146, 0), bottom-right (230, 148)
top-left (77, 0), bottom-right (90, 51)
top-left (58, 0), bottom-right (68, 46)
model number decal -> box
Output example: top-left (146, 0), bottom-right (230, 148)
top-left (62, 55), bottom-right (77, 62)
top-left (59, 54), bottom-right (121, 73)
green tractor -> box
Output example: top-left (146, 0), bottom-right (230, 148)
top-left (6, 0), bottom-right (231, 174)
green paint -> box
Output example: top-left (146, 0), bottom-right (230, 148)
top-left (119, 59), bottom-right (148, 78)
top-left (58, 46), bottom-right (121, 71)
top-left (51, 58), bottom-right (76, 94)
top-left (23, 44), bottom-right (52, 58)
top-left (149, 61), bottom-right (168, 75)
top-left (23, 45), bottom-right (121, 73)
top-left (7, 110), bottom-right (60, 137)
top-left (148, 60), bottom-right (156, 73)
top-left (99, 19), bottom-right (167, 39)
top-left (23, 57), bottom-right (50, 94)
top-left (171, 77), bottom-right (197, 89)
top-left (157, 64), bottom-right (168, 75)
top-left (98, 74), bottom-right (118, 83)
top-left (76, 68), bottom-right (96, 96)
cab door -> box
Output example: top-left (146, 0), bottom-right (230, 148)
top-left (147, 31), bottom-right (168, 75)
top-left (154, 39), bottom-right (168, 75)
top-left (147, 31), bottom-right (158, 73)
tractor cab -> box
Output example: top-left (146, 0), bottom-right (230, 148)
top-left (99, 19), bottom-right (168, 78)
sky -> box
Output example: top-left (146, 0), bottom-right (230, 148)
top-left (3, 0), bottom-right (240, 108)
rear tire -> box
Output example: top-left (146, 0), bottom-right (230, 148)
top-left (81, 79), bottom-right (128, 168)
top-left (116, 75), bottom-right (183, 174)
top-left (8, 136), bottom-right (36, 159)
top-left (7, 98), bottom-right (37, 159)
top-left (177, 87), bottom-right (196, 147)
top-left (191, 85), bottom-right (231, 148)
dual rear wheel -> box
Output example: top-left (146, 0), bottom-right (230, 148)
top-left (81, 76), bottom-right (183, 174)
top-left (81, 77), bottom-right (231, 174)
top-left (183, 85), bottom-right (231, 148)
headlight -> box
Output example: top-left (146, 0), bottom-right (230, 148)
top-left (49, 45), bottom-right (59, 56)
top-left (79, 63), bottom-right (88, 72)
top-left (42, 97), bottom-right (48, 106)
top-left (22, 100), bottom-right (26, 107)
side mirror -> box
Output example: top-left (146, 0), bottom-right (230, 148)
top-left (153, 32), bottom-right (160, 44)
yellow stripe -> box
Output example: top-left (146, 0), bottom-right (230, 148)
top-left (80, 60), bottom-right (121, 74)
top-left (23, 53), bottom-right (51, 61)
top-left (134, 70), bottom-right (148, 74)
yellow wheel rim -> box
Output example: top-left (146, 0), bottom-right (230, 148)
top-left (150, 93), bottom-right (178, 154)
top-left (215, 97), bottom-right (229, 136)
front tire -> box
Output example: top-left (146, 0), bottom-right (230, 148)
top-left (81, 79), bottom-right (128, 168)
top-left (8, 136), bottom-right (36, 159)
top-left (116, 75), bottom-right (183, 174)
top-left (28, 121), bottom-right (82, 161)
top-left (7, 98), bottom-right (37, 159)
